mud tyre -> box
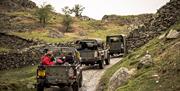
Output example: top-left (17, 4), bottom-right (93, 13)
top-left (79, 72), bottom-right (83, 87)
top-left (37, 84), bottom-right (44, 91)
top-left (105, 54), bottom-right (110, 65)
top-left (72, 82), bottom-right (79, 91)
top-left (99, 60), bottom-right (104, 69)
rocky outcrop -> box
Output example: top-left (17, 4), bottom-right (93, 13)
top-left (126, 0), bottom-right (180, 51)
top-left (102, 14), bottom-right (153, 26)
top-left (0, 33), bottom-right (37, 50)
top-left (0, 13), bottom-right (40, 32)
top-left (0, 0), bottom-right (37, 11)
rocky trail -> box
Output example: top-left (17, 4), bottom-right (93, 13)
top-left (45, 57), bottom-right (122, 91)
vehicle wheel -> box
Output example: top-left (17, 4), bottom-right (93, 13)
top-left (90, 64), bottom-right (94, 66)
top-left (85, 64), bottom-right (89, 66)
top-left (99, 60), bottom-right (104, 69)
top-left (72, 82), bottom-right (79, 91)
top-left (110, 53), bottom-right (113, 56)
top-left (105, 54), bottom-right (110, 65)
top-left (37, 84), bottom-right (44, 91)
top-left (79, 72), bottom-right (83, 87)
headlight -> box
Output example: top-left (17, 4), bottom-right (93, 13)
top-left (37, 70), bottom-right (45, 77)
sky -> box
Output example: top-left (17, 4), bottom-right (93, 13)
top-left (31, 0), bottom-right (170, 20)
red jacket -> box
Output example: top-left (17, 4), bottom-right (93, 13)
top-left (41, 55), bottom-right (55, 65)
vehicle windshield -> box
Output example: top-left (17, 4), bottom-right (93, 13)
top-left (108, 37), bottom-right (122, 43)
top-left (77, 40), bottom-right (98, 50)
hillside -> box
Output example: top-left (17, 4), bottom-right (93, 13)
top-left (116, 23), bottom-right (180, 91)
top-left (98, 18), bottom-right (180, 91)
top-left (0, 0), bottom-right (154, 44)
top-left (97, 0), bottom-right (180, 91)
top-left (0, 0), bottom-right (146, 71)
top-left (0, 1), bottom-right (149, 90)
top-left (0, 0), bottom-right (179, 91)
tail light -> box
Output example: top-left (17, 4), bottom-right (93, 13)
top-left (68, 67), bottom-right (76, 79)
top-left (94, 51), bottom-right (98, 58)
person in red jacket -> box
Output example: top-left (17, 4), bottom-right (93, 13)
top-left (41, 51), bottom-right (55, 66)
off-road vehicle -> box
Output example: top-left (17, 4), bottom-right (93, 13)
top-left (75, 39), bottom-right (110, 69)
top-left (106, 35), bottom-right (127, 56)
top-left (36, 47), bottom-right (82, 91)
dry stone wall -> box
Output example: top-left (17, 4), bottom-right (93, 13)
top-left (0, 49), bottom-right (42, 70)
top-left (0, 33), bottom-right (43, 70)
top-left (102, 14), bottom-right (153, 26)
top-left (0, 32), bottom-right (77, 70)
top-left (126, 0), bottom-right (180, 51)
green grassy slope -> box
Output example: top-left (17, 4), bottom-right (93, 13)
top-left (0, 65), bottom-right (37, 91)
top-left (4, 10), bottom-right (129, 43)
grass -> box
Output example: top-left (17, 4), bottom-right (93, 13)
top-left (98, 31), bottom-right (180, 91)
top-left (0, 47), bottom-right (11, 52)
top-left (87, 25), bottom-right (128, 40)
top-left (10, 22), bottom-right (129, 43)
top-left (117, 38), bottom-right (180, 91)
top-left (5, 9), bottom-right (132, 43)
top-left (6, 11), bottom-right (35, 18)
top-left (10, 29), bottom-right (78, 43)
top-left (0, 65), bottom-right (38, 91)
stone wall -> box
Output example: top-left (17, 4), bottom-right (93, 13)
top-left (102, 14), bottom-right (153, 26)
top-left (126, 0), bottom-right (180, 51)
top-left (0, 32), bottom-right (76, 70)
top-left (0, 49), bottom-right (42, 70)
top-left (0, 33), bottom-right (44, 70)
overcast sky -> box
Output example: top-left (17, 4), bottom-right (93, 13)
top-left (31, 0), bottom-right (170, 20)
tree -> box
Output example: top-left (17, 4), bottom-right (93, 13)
top-left (71, 4), bottom-right (85, 17)
top-left (35, 4), bottom-right (53, 27)
top-left (62, 6), bottom-right (73, 32)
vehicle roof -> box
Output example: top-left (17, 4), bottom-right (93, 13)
top-left (79, 38), bottom-right (104, 44)
top-left (107, 34), bottom-right (126, 37)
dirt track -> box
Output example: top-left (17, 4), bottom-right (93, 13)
top-left (45, 57), bottom-right (122, 91)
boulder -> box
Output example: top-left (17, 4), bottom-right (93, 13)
top-left (47, 28), bottom-right (64, 38)
top-left (158, 33), bottom-right (166, 39)
top-left (137, 51), bottom-right (154, 69)
top-left (166, 29), bottom-right (180, 39)
top-left (109, 67), bottom-right (136, 91)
